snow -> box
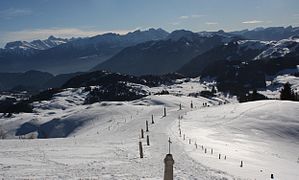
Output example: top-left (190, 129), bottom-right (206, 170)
top-left (0, 79), bottom-right (299, 179)
top-left (254, 37), bottom-right (299, 60)
top-left (237, 40), bottom-right (274, 51)
top-left (259, 72), bottom-right (299, 99)
top-left (175, 100), bottom-right (299, 180)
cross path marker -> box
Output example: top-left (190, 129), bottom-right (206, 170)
top-left (168, 137), bottom-right (172, 154)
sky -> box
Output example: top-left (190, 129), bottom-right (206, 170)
top-left (0, 0), bottom-right (299, 47)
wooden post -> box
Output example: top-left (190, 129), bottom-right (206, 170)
top-left (189, 139), bottom-right (191, 144)
top-left (146, 120), bottom-right (149, 132)
top-left (179, 129), bottom-right (181, 137)
top-left (202, 145), bottom-right (204, 150)
top-left (151, 114), bottom-right (154, 124)
top-left (191, 101), bottom-right (193, 109)
top-left (179, 103), bottom-right (182, 110)
top-left (224, 155), bottom-right (227, 160)
top-left (141, 129), bottom-right (144, 138)
top-left (163, 107), bottom-right (167, 117)
top-left (205, 148), bottom-right (207, 153)
top-left (218, 154), bottom-right (221, 159)
top-left (271, 174), bottom-right (274, 179)
top-left (195, 142), bottom-right (197, 149)
top-left (240, 161), bottom-right (243, 167)
top-left (139, 141), bottom-right (143, 158)
top-left (211, 149), bottom-right (213, 154)
top-left (146, 135), bottom-right (150, 146)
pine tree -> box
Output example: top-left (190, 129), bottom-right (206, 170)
top-left (211, 86), bottom-right (217, 94)
top-left (280, 82), bottom-right (295, 100)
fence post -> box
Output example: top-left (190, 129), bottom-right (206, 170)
top-left (139, 141), bottom-right (143, 158)
top-left (163, 107), bottom-right (167, 117)
top-left (152, 114), bottom-right (154, 124)
top-left (146, 135), bottom-right (150, 146)
top-left (240, 161), bottom-right (243, 167)
top-left (146, 120), bottom-right (149, 132)
top-left (141, 129), bottom-right (144, 138)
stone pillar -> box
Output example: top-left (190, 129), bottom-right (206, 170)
top-left (164, 154), bottom-right (174, 180)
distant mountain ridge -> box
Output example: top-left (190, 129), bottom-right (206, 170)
top-left (0, 28), bottom-right (169, 74)
top-left (231, 26), bottom-right (299, 41)
top-left (92, 30), bottom-right (240, 75)
top-left (0, 26), bottom-right (298, 77)
top-left (178, 37), bottom-right (299, 77)
top-left (3, 36), bottom-right (72, 54)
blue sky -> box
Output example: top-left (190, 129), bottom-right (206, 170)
top-left (0, 0), bottom-right (299, 47)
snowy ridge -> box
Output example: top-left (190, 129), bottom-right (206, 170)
top-left (236, 40), bottom-right (274, 51)
top-left (4, 36), bottom-right (70, 51)
top-left (254, 37), bottom-right (299, 60)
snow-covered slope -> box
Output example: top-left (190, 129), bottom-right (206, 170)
top-left (254, 37), bottom-right (299, 60)
top-left (0, 79), bottom-right (298, 179)
top-left (176, 100), bottom-right (299, 180)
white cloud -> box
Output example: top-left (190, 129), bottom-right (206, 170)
top-left (178, 14), bottom-right (204, 20)
top-left (242, 20), bottom-right (264, 24)
top-left (205, 22), bottom-right (218, 25)
top-left (179, 15), bottom-right (189, 20)
top-left (0, 27), bottom-right (135, 47)
top-left (0, 8), bottom-right (32, 19)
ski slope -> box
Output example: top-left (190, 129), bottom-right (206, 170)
top-left (0, 79), bottom-right (299, 179)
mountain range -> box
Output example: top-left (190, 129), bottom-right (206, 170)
top-left (0, 26), bottom-right (299, 94)
top-left (0, 28), bottom-right (169, 74)
top-left (91, 30), bottom-right (239, 75)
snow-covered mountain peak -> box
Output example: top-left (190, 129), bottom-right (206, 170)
top-left (4, 36), bottom-right (70, 52)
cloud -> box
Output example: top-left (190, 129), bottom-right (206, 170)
top-left (205, 22), bottom-right (218, 25)
top-left (179, 15), bottom-right (189, 20)
top-left (0, 27), bottom-right (135, 47)
top-left (178, 14), bottom-right (204, 20)
top-left (0, 8), bottom-right (32, 19)
top-left (242, 20), bottom-right (264, 24)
